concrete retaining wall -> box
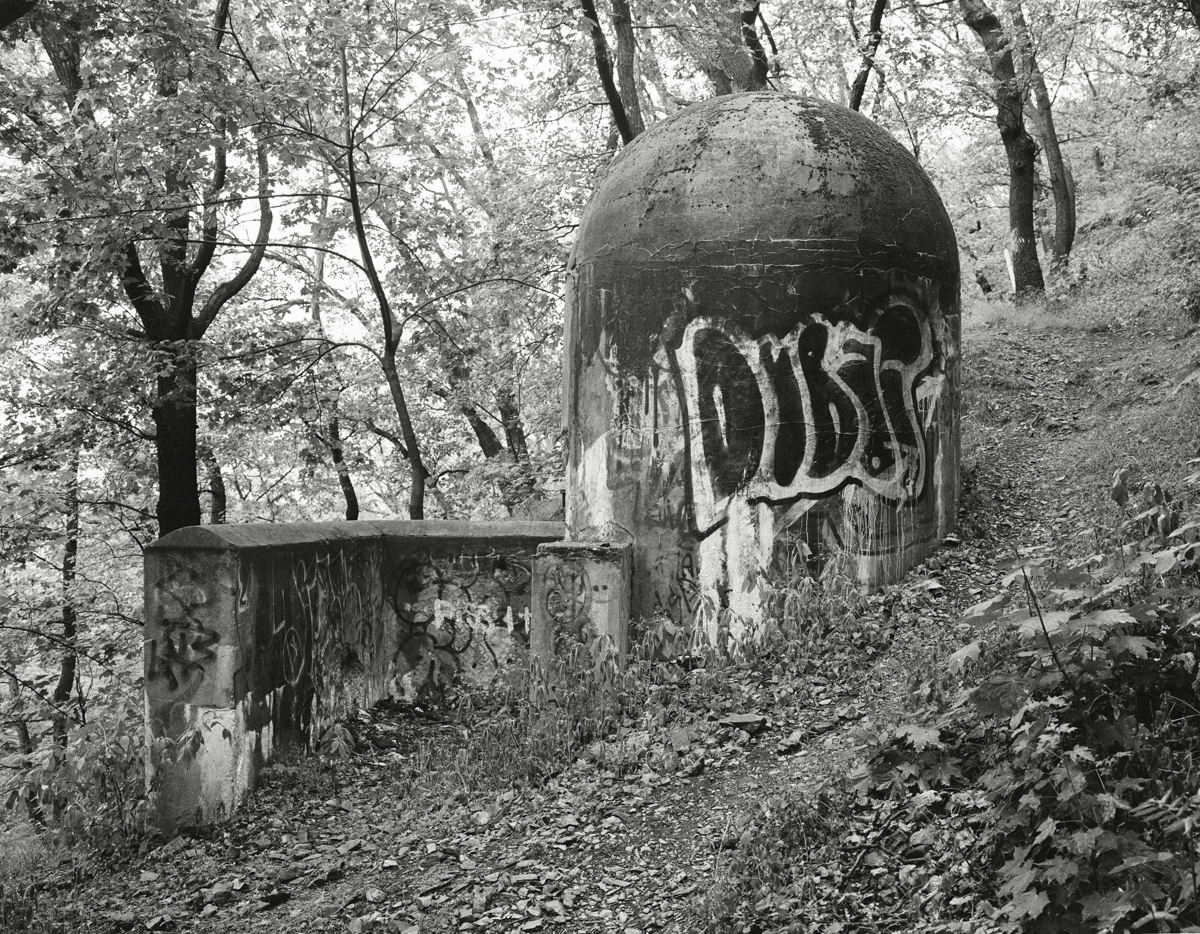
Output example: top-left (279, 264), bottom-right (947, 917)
top-left (145, 520), bottom-right (562, 830)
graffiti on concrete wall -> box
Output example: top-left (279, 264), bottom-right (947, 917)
top-left (238, 545), bottom-right (386, 741)
top-left (147, 559), bottom-right (222, 705)
top-left (292, 547), bottom-right (381, 722)
top-left (540, 562), bottom-right (593, 647)
top-left (670, 299), bottom-right (938, 533)
top-left (650, 542), bottom-right (702, 619)
top-left (389, 549), bottom-right (533, 699)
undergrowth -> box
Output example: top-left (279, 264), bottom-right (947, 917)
top-left (709, 470), bottom-right (1200, 934)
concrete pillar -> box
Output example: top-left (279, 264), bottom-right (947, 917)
top-left (531, 541), bottom-right (632, 665)
top-left (563, 92), bottom-right (961, 635)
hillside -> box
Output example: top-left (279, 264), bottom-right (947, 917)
top-left (5, 294), bottom-right (1197, 932)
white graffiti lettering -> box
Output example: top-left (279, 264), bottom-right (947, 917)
top-left (672, 297), bottom-right (936, 530)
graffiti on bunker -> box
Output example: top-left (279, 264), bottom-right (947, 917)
top-left (671, 296), bottom-right (939, 533)
top-left (146, 561), bottom-right (221, 703)
top-left (390, 549), bottom-right (534, 699)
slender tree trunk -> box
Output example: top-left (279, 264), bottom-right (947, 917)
top-left (580, 0), bottom-right (636, 143)
top-left (52, 453), bottom-right (79, 749)
top-left (199, 444), bottom-right (227, 524)
top-left (309, 194), bottom-right (361, 521)
top-left (849, 0), bottom-right (888, 112)
top-left (497, 387), bottom-right (529, 460)
top-left (959, 0), bottom-right (1044, 296)
top-left (341, 45), bottom-right (427, 519)
top-left (381, 359), bottom-right (427, 518)
top-left (611, 0), bottom-right (645, 136)
top-left (5, 669), bottom-right (40, 821)
top-left (327, 417), bottom-right (359, 520)
top-left (740, 1), bottom-right (769, 90)
top-left (1007, 0), bottom-right (1075, 265)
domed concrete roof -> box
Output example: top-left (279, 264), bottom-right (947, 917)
top-left (574, 92), bottom-right (957, 278)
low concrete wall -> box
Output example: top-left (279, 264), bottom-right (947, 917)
top-left (145, 520), bottom-right (562, 830)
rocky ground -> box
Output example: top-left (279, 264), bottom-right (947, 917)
top-left (13, 306), bottom-right (1200, 933)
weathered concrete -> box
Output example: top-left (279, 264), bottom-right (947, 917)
top-left (531, 541), bottom-right (633, 665)
top-left (145, 520), bottom-right (562, 830)
top-left (563, 93), bottom-right (961, 632)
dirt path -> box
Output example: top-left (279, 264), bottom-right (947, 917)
top-left (30, 315), bottom-right (1199, 934)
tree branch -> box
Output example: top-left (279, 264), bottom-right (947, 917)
top-left (121, 243), bottom-right (165, 333)
top-left (192, 136), bottom-right (273, 337)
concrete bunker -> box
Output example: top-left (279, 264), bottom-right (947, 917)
top-left (563, 92), bottom-right (961, 629)
top-left (144, 93), bottom-right (961, 828)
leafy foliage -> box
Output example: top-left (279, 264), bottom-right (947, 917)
top-left (845, 480), bottom-right (1200, 932)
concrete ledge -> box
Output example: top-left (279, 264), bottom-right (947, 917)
top-left (150, 520), bottom-right (564, 552)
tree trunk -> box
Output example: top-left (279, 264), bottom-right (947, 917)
top-left (382, 359), bottom-right (427, 518)
top-left (199, 444), bottom-right (227, 524)
top-left (849, 0), bottom-right (888, 112)
top-left (52, 453), bottom-right (79, 748)
top-left (462, 404), bottom-right (505, 458)
top-left (740, 1), bottom-right (770, 90)
top-left (153, 354), bottom-right (203, 533)
top-left (308, 193), bottom-right (360, 522)
top-left (50, 1), bottom-right (271, 539)
top-left (610, 0), bottom-right (645, 137)
top-left (497, 386), bottom-right (529, 460)
top-left (327, 417), bottom-right (360, 520)
top-left (959, 0), bottom-right (1044, 296)
top-left (1007, 0), bottom-right (1075, 265)
top-left (580, 0), bottom-right (636, 143)
top-left (341, 46), bottom-right (427, 519)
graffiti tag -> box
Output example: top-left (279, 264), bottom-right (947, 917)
top-left (672, 299), bottom-right (936, 530)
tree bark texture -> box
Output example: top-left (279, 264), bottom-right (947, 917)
top-left (849, 0), bottom-right (888, 112)
top-left (152, 354), bottom-right (203, 533)
top-left (579, 0), bottom-right (636, 143)
top-left (610, 0), bottom-right (645, 136)
top-left (52, 453), bottom-right (79, 748)
top-left (1006, 0), bottom-right (1075, 264)
top-left (959, 0), bottom-right (1045, 295)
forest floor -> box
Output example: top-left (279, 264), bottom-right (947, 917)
top-left (11, 300), bottom-right (1200, 933)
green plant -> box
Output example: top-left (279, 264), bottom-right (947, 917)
top-left (1, 705), bottom-right (154, 850)
top-left (854, 479), bottom-right (1200, 932)
top-left (0, 704), bottom-right (232, 853)
top-left (317, 721), bottom-right (358, 759)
